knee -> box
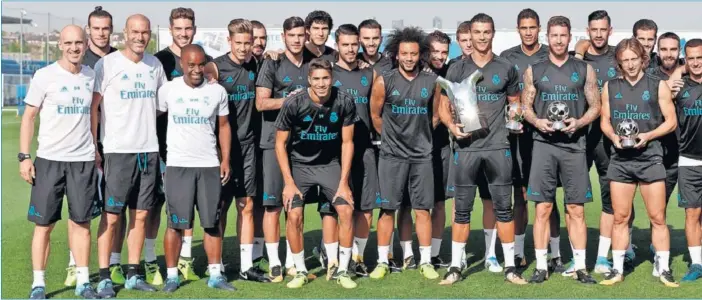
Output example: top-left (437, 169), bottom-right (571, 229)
top-left (454, 209), bottom-right (472, 224)
top-left (685, 208), bottom-right (702, 221)
top-left (335, 205), bottom-right (353, 222)
top-left (434, 201), bottom-right (445, 211)
top-left (103, 213), bottom-right (120, 226)
top-left (237, 199), bottom-right (254, 217)
top-left (133, 210), bottom-right (149, 221)
top-left (565, 204), bottom-right (584, 220)
top-left (287, 210), bottom-right (304, 227)
top-left (414, 209), bottom-right (430, 219)
top-left (648, 210), bottom-right (667, 227)
top-left (613, 210), bottom-right (631, 226)
top-left (535, 204), bottom-right (553, 221)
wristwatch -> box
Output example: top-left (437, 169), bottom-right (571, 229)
top-left (18, 153), bottom-right (31, 162)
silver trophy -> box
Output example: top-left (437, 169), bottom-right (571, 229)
top-left (505, 102), bottom-right (524, 132)
top-left (436, 70), bottom-right (483, 134)
top-left (546, 101), bottom-right (570, 131)
top-left (617, 119), bottom-right (639, 149)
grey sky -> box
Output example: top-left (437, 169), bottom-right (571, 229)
top-left (3, 1), bottom-right (702, 33)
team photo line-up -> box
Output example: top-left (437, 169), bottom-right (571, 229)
top-left (16, 4), bottom-right (702, 299)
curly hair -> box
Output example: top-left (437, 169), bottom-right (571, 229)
top-left (383, 26), bottom-right (429, 69)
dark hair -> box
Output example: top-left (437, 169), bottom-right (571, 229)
top-left (335, 24), bottom-right (359, 43)
top-left (685, 38), bottom-right (702, 55)
top-left (283, 16), bottom-right (305, 32)
top-left (308, 58), bottom-right (333, 75)
top-left (385, 26), bottom-right (429, 68)
top-left (658, 32), bottom-right (680, 44)
top-left (251, 20), bottom-right (265, 30)
top-left (169, 7), bottom-right (195, 26)
top-left (88, 6), bottom-right (113, 27)
top-left (305, 10), bottom-right (333, 29)
top-left (633, 19), bottom-right (658, 37)
top-left (614, 38), bottom-right (649, 74)
top-left (547, 16), bottom-right (571, 34)
top-left (426, 30), bottom-right (451, 46)
top-left (588, 10), bottom-right (611, 26)
top-left (517, 8), bottom-right (540, 26)
top-left (456, 21), bottom-right (471, 35)
top-left (469, 13), bottom-right (495, 31)
top-left (358, 19), bottom-right (381, 31)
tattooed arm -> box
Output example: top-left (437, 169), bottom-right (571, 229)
top-left (522, 66), bottom-right (554, 133)
top-left (563, 64), bottom-right (601, 134)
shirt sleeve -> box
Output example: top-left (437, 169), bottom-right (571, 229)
top-left (506, 63), bottom-right (520, 96)
top-left (274, 97), bottom-right (296, 131)
top-left (217, 87), bottom-right (229, 116)
top-left (23, 69), bottom-right (47, 107)
top-left (156, 63), bottom-right (167, 89)
top-left (93, 58), bottom-right (106, 95)
top-left (156, 83), bottom-right (169, 112)
top-left (255, 59), bottom-right (275, 90)
top-left (342, 94), bottom-right (357, 126)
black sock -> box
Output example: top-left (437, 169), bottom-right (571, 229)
top-left (99, 268), bottom-right (111, 281)
top-left (126, 264), bottom-right (139, 279)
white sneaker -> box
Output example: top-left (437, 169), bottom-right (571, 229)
top-left (561, 259), bottom-right (576, 277)
top-left (484, 257), bottom-right (503, 273)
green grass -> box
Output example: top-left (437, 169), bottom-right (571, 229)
top-left (2, 110), bottom-right (701, 298)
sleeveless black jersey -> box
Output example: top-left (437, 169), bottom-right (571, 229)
top-left (213, 53), bottom-right (258, 145)
top-left (531, 58), bottom-right (590, 151)
top-left (332, 64), bottom-right (375, 148)
top-left (255, 54), bottom-right (312, 149)
top-left (607, 74), bottom-right (664, 162)
top-left (428, 63), bottom-right (450, 150)
top-left (379, 69), bottom-right (438, 162)
top-left (676, 77), bottom-right (702, 160)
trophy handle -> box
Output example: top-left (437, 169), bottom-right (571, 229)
top-left (435, 76), bottom-right (456, 100)
top-left (462, 69), bottom-right (483, 87)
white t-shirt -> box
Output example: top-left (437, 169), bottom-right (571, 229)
top-left (157, 77), bottom-right (229, 167)
top-left (94, 51), bottom-right (166, 154)
top-left (24, 62), bottom-right (95, 162)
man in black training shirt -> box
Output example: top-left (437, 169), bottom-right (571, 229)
top-left (675, 39), bottom-right (702, 283)
top-left (438, 14), bottom-right (526, 286)
top-left (205, 18), bottom-right (270, 283)
top-left (331, 24), bottom-right (379, 277)
top-left (251, 20), bottom-right (268, 72)
top-left (274, 58), bottom-right (358, 289)
top-left (368, 27), bottom-right (441, 280)
top-left (255, 16), bottom-right (311, 282)
top-left (358, 19), bottom-right (393, 75)
top-left (446, 22), bottom-right (473, 68)
top-left (522, 16), bottom-right (600, 284)
top-left (303, 11), bottom-right (338, 63)
top-left (500, 8), bottom-right (559, 271)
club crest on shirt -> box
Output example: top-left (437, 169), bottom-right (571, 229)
top-left (249, 71), bottom-right (255, 81)
top-left (642, 90), bottom-right (651, 101)
top-left (492, 74), bottom-right (501, 85)
top-left (607, 67), bottom-right (617, 78)
top-left (361, 76), bottom-right (369, 87)
top-left (330, 112), bottom-right (338, 123)
top-left (203, 96), bottom-right (210, 106)
top-left (570, 72), bottom-right (579, 83)
top-left (421, 87), bottom-right (429, 98)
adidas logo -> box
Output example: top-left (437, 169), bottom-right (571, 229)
top-left (121, 74), bottom-right (129, 80)
top-left (615, 92), bottom-right (623, 99)
top-left (391, 89), bottom-right (400, 96)
top-left (303, 115), bottom-right (313, 122)
top-left (541, 76), bottom-right (549, 82)
top-left (226, 76), bottom-right (234, 83)
top-left (683, 91), bottom-right (690, 98)
top-left (60, 86), bottom-right (68, 92)
top-left (171, 69), bottom-right (181, 77)
top-left (334, 80), bottom-right (342, 87)
top-left (282, 76), bottom-right (292, 83)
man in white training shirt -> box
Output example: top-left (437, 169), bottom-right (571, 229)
top-left (157, 44), bottom-right (236, 293)
top-left (20, 25), bottom-right (99, 299)
top-left (92, 14), bottom-right (165, 297)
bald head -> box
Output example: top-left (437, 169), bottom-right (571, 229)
top-left (123, 14), bottom-right (151, 55)
top-left (125, 14), bottom-right (150, 29)
top-left (58, 25), bottom-right (86, 65)
top-left (182, 44), bottom-right (205, 57)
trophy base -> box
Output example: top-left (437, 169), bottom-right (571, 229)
top-left (552, 121), bottom-right (566, 131)
top-left (621, 138), bottom-right (637, 149)
top-left (506, 121), bottom-right (521, 132)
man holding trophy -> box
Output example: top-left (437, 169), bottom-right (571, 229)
top-left (436, 13), bottom-right (527, 286)
top-left (521, 16), bottom-right (601, 284)
top-left (598, 38), bottom-right (678, 287)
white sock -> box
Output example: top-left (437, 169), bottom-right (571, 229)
top-left (292, 251), bottom-right (307, 273)
top-left (573, 249), bottom-right (586, 270)
top-left (285, 240), bottom-right (295, 268)
top-left (167, 267), bottom-right (178, 279)
top-left (502, 243), bottom-right (515, 268)
top-left (431, 238), bottom-right (442, 257)
top-left (656, 251), bottom-right (670, 272)
top-left (549, 237), bottom-right (561, 258)
top-left (32, 270), bottom-right (45, 288)
top-left (339, 247), bottom-right (352, 272)
top-left (612, 250), bottom-right (626, 274)
top-left (352, 237), bottom-right (368, 261)
top-left (535, 249), bottom-right (548, 270)
top-left (266, 242), bottom-right (281, 267)
top-left (109, 252), bottom-right (121, 266)
top-left (240, 244), bottom-right (253, 271)
top-left (378, 246), bottom-right (390, 264)
top-left (597, 236), bottom-right (611, 259)
top-left (627, 228), bottom-right (634, 253)
top-left (401, 240), bottom-right (413, 259)
top-left (484, 229), bottom-right (497, 258)
top-left (76, 267), bottom-right (89, 286)
top-left (181, 236), bottom-right (192, 258)
top-left (144, 238), bottom-right (157, 263)
top-left (325, 242), bottom-right (339, 265)
top-left (69, 251), bottom-right (76, 267)
top-left (253, 238), bottom-right (264, 260)
top-left (690, 246), bottom-right (702, 265)
top-left (208, 264), bottom-right (222, 278)
top-left (515, 234), bottom-right (526, 258)
top-left (451, 241), bottom-right (466, 268)
top-left (419, 246), bottom-right (431, 265)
